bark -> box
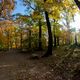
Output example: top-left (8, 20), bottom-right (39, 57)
top-left (14, 32), bottom-right (17, 49)
top-left (75, 34), bottom-right (77, 45)
top-left (74, 0), bottom-right (80, 9)
top-left (67, 31), bottom-right (71, 45)
top-left (20, 31), bottom-right (23, 49)
top-left (28, 29), bottom-right (31, 49)
top-left (10, 40), bottom-right (12, 49)
top-left (7, 32), bottom-right (10, 50)
top-left (53, 19), bottom-right (57, 47)
top-left (57, 36), bottom-right (59, 46)
top-left (38, 19), bottom-right (42, 50)
top-left (54, 34), bottom-right (57, 47)
top-left (42, 10), bottom-right (53, 57)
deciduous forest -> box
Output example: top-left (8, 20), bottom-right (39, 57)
top-left (0, 0), bottom-right (80, 80)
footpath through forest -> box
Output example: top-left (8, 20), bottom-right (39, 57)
top-left (0, 45), bottom-right (80, 80)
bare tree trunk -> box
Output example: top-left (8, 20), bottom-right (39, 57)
top-left (54, 34), bottom-right (57, 47)
top-left (7, 32), bottom-right (10, 50)
top-left (20, 31), bottom-right (23, 49)
top-left (42, 1), bottom-right (53, 57)
top-left (74, 0), bottom-right (80, 9)
top-left (57, 36), bottom-right (59, 46)
top-left (75, 34), bottom-right (77, 45)
top-left (28, 29), bottom-right (31, 49)
top-left (38, 19), bottom-right (42, 50)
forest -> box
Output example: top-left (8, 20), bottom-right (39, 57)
top-left (0, 0), bottom-right (80, 80)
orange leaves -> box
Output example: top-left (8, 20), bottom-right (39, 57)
top-left (0, 20), bottom-right (16, 47)
top-left (0, 0), bottom-right (14, 18)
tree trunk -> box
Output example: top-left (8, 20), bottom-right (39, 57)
top-left (15, 36), bottom-right (18, 49)
top-left (54, 34), bottom-right (57, 47)
top-left (75, 34), bottom-right (77, 45)
top-left (42, 11), bottom-right (53, 57)
top-left (7, 32), bottom-right (10, 50)
top-left (67, 31), bottom-right (71, 45)
top-left (74, 0), bottom-right (80, 9)
top-left (57, 36), bottom-right (59, 46)
top-left (10, 39), bottom-right (12, 49)
top-left (28, 29), bottom-right (31, 49)
top-left (53, 19), bottom-right (57, 47)
top-left (38, 19), bottom-right (42, 50)
top-left (20, 31), bottom-right (23, 49)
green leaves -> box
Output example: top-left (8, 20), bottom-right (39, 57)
top-left (53, 22), bottom-right (61, 36)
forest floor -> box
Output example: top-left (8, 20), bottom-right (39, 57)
top-left (0, 45), bottom-right (80, 80)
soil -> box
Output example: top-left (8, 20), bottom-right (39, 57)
top-left (0, 46), bottom-right (80, 80)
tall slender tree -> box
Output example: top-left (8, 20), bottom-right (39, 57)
top-left (42, 0), bottom-right (53, 57)
top-left (74, 0), bottom-right (80, 9)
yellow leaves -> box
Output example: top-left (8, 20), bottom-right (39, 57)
top-left (44, 0), bottom-right (53, 9)
top-left (32, 11), bottom-right (42, 20)
top-left (0, 27), bottom-right (6, 44)
top-left (35, 0), bottom-right (44, 9)
top-left (49, 13), bottom-right (60, 20)
top-left (62, 0), bottom-right (71, 8)
top-left (35, 0), bottom-right (44, 4)
top-left (53, 22), bottom-right (61, 36)
top-left (70, 6), bottom-right (79, 15)
top-left (44, 0), bottom-right (62, 11)
top-left (62, 0), bottom-right (78, 13)
top-left (46, 0), bottom-right (53, 3)
top-left (34, 0), bottom-right (77, 21)
top-left (49, 6), bottom-right (61, 20)
top-left (12, 43), bottom-right (16, 48)
top-left (20, 16), bottom-right (27, 21)
top-left (7, 26), bottom-right (12, 31)
top-left (44, 3), bottom-right (53, 11)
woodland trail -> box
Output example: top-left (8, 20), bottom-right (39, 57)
top-left (0, 45), bottom-right (79, 80)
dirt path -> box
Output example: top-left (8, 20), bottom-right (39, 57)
top-left (0, 46), bottom-right (79, 80)
top-left (0, 50), bottom-right (54, 80)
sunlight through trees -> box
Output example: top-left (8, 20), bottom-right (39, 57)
top-left (0, 0), bottom-right (80, 56)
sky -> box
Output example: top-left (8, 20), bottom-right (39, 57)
top-left (12, 0), bottom-right (80, 31)
top-left (12, 0), bottom-right (26, 15)
top-left (71, 14), bottom-right (80, 31)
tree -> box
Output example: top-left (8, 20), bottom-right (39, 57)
top-left (74, 0), bottom-right (80, 9)
top-left (60, 0), bottom-right (78, 45)
top-left (52, 20), bottom-right (61, 46)
top-left (0, 0), bottom-right (15, 19)
top-left (43, 7), bottom-right (53, 57)
top-left (32, 8), bottom-right (44, 50)
top-left (21, 0), bottom-right (78, 57)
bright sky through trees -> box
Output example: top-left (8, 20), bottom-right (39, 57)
top-left (12, 0), bottom-right (26, 15)
top-left (71, 13), bottom-right (80, 31)
top-left (12, 0), bottom-right (80, 31)
top-left (0, 1), bottom-right (80, 79)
